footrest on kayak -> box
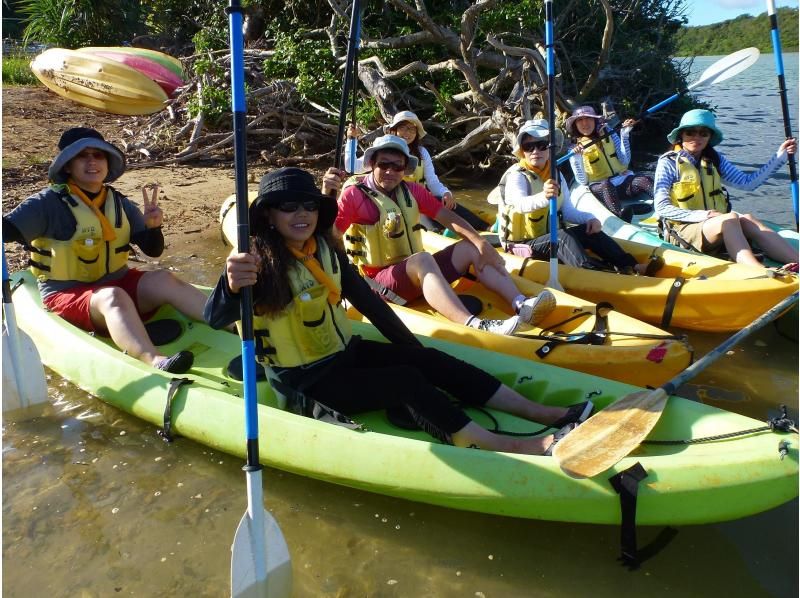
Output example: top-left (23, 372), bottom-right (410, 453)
top-left (144, 318), bottom-right (182, 345)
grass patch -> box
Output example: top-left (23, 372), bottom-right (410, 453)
top-left (2, 54), bottom-right (40, 85)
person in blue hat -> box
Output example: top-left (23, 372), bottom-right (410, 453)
top-left (2, 126), bottom-right (207, 373)
top-left (653, 109), bottom-right (797, 270)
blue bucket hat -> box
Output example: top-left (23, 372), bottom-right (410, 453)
top-left (667, 109), bottom-right (724, 147)
top-left (48, 127), bottom-right (126, 184)
top-left (362, 135), bottom-right (419, 175)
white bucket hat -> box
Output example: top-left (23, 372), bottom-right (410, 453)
top-left (362, 135), bottom-right (419, 174)
top-left (512, 119), bottom-right (565, 159)
top-left (383, 111), bottom-right (427, 139)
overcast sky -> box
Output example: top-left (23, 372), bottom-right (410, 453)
top-left (683, 0), bottom-right (798, 26)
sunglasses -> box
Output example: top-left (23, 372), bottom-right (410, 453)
top-left (276, 199), bottom-right (320, 213)
top-left (521, 140), bottom-right (550, 152)
top-left (375, 161), bottom-right (406, 172)
top-left (682, 128), bottom-right (711, 138)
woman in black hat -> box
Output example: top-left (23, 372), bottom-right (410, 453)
top-left (2, 126), bottom-right (206, 373)
top-left (204, 167), bottom-right (592, 455)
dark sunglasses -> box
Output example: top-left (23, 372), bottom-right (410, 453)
top-left (521, 140), bottom-right (550, 152)
top-left (276, 199), bottom-right (320, 213)
top-left (375, 161), bottom-right (407, 172)
top-left (682, 128), bottom-right (711, 138)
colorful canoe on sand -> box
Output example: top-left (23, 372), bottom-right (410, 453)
top-left (31, 48), bottom-right (167, 116)
top-left (8, 269), bottom-right (798, 525)
top-left (77, 48), bottom-right (184, 97)
top-left (424, 230), bottom-right (799, 332)
top-left (77, 46), bottom-right (184, 79)
top-left (218, 194), bottom-right (692, 387)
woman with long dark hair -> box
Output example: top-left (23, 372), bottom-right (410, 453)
top-left (204, 167), bottom-right (592, 455)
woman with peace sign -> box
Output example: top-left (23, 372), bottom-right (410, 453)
top-left (2, 127), bottom-right (208, 373)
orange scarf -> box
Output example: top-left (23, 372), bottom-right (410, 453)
top-left (287, 237), bottom-right (341, 305)
top-left (519, 159), bottom-right (551, 181)
top-left (67, 179), bottom-right (115, 241)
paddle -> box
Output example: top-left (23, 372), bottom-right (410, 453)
top-left (334, 0), bottom-right (362, 175)
top-left (2, 247), bottom-right (49, 412)
top-left (765, 0), bottom-right (799, 230)
top-left (543, 0), bottom-right (563, 291)
top-left (557, 47), bottom-right (761, 166)
top-left (553, 290), bottom-right (799, 478)
top-left (347, 2), bottom-right (363, 175)
top-left (226, 2), bottom-right (292, 597)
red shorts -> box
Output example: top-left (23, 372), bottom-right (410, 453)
top-left (42, 268), bottom-right (156, 332)
top-left (370, 245), bottom-right (461, 303)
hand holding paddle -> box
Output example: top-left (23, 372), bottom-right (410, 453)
top-left (557, 47), bottom-right (761, 167)
top-left (553, 291), bottom-right (799, 478)
top-left (227, 2), bottom-right (291, 596)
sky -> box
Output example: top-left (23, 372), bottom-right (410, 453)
top-left (683, 0), bottom-right (798, 26)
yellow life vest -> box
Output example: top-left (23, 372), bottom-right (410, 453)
top-left (251, 237), bottom-right (352, 368)
top-left (341, 178), bottom-right (424, 273)
top-left (580, 134), bottom-right (626, 182)
top-left (403, 163), bottom-right (425, 186)
top-left (29, 186), bottom-right (131, 283)
top-left (496, 165), bottom-right (564, 244)
top-left (668, 152), bottom-right (727, 213)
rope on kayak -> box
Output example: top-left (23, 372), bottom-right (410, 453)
top-left (642, 404), bottom-right (798, 445)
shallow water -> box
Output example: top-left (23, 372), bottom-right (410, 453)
top-left (3, 56), bottom-right (800, 597)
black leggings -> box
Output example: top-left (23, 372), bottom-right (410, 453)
top-left (590, 174), bottom-right (653, 221)
top-left (523, 226), bottom-right (638, 270)
top-left (304, 339), bottom-right (501, 443)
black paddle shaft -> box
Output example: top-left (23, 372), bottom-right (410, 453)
top-left (334, 0), bottom-right (362, 170)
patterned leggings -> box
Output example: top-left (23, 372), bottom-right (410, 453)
top-left (590, 174), bottom-right (653, 221)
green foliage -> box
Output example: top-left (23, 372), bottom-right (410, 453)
top-left (675, 8), bottom-right (799, 56)
top-left (187, 53), bottom-right (230, 125)
top-left (1, 53), bottom-right (39, 85)
top-left (18, 0), bottom-right (141, 47)
top-left (355, 96), bottom-right (381, 128)
top-left (262, 30), bottom-right (340, 105)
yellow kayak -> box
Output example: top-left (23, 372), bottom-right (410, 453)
top-left (346, 274), bottom-right (692, 387)
top-left (424, 231), bottom-right (799, 332)
top-left (218, 194), bottom-right (691, 387)
top-left (31, 48), bottom-right (168, 115)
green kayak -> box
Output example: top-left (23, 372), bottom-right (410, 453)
top-left (8, 270), bottom-right (798, 526)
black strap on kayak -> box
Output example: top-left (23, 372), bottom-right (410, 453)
top-left (533, 302), bottom-right (611, 358)
top-left (660, 276), bottom-right (686, 328)
top-left (157, 377), bottom-right (194, 443)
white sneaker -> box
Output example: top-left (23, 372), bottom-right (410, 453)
top-left (476, 315), bottom-right (521, 336)
top-left (517, 290), bottom-right (556, 325)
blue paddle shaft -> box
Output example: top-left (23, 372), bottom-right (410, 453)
top-left (544, 0), bottom-right (558, 261)
top-left (228, 1), bottom-right (260, 457)
top-left (767, 6), bottom-right (799, 228)
top-left (334, 0), bottom-right (362, 171)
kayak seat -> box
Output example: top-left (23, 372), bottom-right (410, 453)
top-left (226, 355), bottom-right (268, 382)
top-left (458, 294), bottom-right (483, 316)
top-left (144, 318), bottom-right (182, 345)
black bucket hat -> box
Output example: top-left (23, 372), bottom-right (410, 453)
top-left (48, 127), bottom-right (126, 184)
top-left (250, 167), bottom-right (337, 232)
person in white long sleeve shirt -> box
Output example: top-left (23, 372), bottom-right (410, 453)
top-left (653, 109), bottom-right (797, 270)
top-left (346, 111), bottom-right (489, 232)
top-left (493, 119), bottom-right (655, 274)
top-left (565, 105), bottom-right (653, 223)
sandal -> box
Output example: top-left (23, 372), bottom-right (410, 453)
top-left (544, 422), bottom-right (578, 456)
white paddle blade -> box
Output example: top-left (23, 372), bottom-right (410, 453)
top-left (552, 389), bottom-right (669, 478)
top-left (688, 47), bottom-right (760, 91)
top-left (2, 318), bottom-right (49, 412)
top-left (231, 510), bottom-right (292, 598)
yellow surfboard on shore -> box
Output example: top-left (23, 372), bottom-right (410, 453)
top-left (31, 48), bottom-right (168, 115)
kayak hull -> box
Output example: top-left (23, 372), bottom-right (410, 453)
top-left (79, 49), bottom-right (184, 97)
top-left (31, 48), bottom-right (167, 115)
top-left (9, 270), bottom-right (798, 526)
top-left (423, 231), bottom-right (799, 332)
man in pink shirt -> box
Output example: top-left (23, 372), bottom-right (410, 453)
top-left (335, 135), bottom-right (556, 336)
